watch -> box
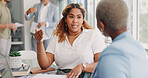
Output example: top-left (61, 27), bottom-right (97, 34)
top-left (82, 63), bottom-right (86, 69)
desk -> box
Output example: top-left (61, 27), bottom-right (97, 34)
top-left (31, 70), bottom-right (66, 78)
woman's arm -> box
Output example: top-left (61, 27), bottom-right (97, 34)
top-left (37, 42), bottom-right (55, 69)
top-left (66, 53), bottom-right (100, 78)
top-left (34, 28), bottom-right (54, 69)
top-left (82, 52), bottom-right (100, 72)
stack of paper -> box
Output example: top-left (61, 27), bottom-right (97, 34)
top-left (11, 64), bottom-right (30, 76)
top-left (32, 74), bottom-right (67, 78)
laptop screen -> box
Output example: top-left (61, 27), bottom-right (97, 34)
top-left (0, 53), bottom-right (14, 78)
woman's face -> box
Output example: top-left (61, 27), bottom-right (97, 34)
top-left (65, 8), bottom-right (83, 34)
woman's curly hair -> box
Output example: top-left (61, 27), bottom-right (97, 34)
top-left (53, 3), bottom-right (93, 43)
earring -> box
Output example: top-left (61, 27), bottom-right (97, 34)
top-left (81, 25), bottom-right (84, 30)
top-left (65, 23), bottom-right (68, 31)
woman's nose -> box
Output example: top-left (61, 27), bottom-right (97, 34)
top-left (73, 18), bottom-right (78, 23)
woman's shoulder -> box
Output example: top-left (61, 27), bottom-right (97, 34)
top-left (84, 29), bottom-right (95, 33)
top-left (51, 36), bottom-right (58, 40)
top-left (84, 29), bottom-right (102, 35)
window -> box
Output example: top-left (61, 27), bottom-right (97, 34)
top-left (127, 0), bottom-right (148, 49)
top-left (139, 0), bottom-right (148, 46)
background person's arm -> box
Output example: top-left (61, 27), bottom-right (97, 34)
top-left (0, 23), bottom-right (17, 31)
top-left (25, 6), bottom-right (37, 21)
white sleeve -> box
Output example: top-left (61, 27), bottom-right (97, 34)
top-left (92, 29), bottom-right (106, 54)
top-left (46, 22), bottom-right (49, 27)
top-left (46, 37), bottom-right (57, 54)
top-left (25, 13), bottom-right (30, 17)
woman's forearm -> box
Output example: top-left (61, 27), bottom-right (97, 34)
top-left (37, 42), bottom-right (51, 69)
top-left (83, 62), bottom-right (98, 73)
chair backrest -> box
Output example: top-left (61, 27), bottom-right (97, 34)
top-left (19, 50), bottom-right (39, 68)
top-left (0, 53), bottom-right (14, 78)
top-left (19, 50), bottom-right (37, 59)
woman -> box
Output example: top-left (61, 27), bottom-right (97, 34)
top-left (34, 3), bottom-right (106, 78)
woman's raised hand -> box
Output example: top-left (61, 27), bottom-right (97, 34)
top-left (34, 28), bottom-right (43, 43)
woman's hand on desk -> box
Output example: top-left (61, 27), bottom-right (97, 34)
top-left (66, 64), bottom-right (83, 78)
top-left (34, 28), bottom-right (43, 43)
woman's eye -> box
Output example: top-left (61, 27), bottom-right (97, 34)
top-left (69, 16), bottom-right (73, 18)
top-left (78, 16), bottom-right (81, 19)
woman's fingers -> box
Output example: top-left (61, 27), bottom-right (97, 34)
top-left (67, 72), bottom-right (79, 78)
top-left (34, 29), bottom-right (43, 42)
top-left (35, 28), bottom-right (38, 33)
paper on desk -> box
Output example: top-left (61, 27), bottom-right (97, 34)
top-left (32, 74), bottom-right (67, 78)
top-left (30, 22), bottom-right (45, 34)
top-left (15, 22), bottom-right (24, 27)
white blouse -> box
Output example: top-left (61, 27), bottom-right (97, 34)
top-left (46, 29), bottom-right (106, 69)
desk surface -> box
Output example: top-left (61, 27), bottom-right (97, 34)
top-left (31, 70), bottom-right (66, 78)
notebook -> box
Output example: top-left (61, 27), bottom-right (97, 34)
top-left (11, 64), bottom-right (30, 76)
top-left (0, 53), bottom-right (14, 78)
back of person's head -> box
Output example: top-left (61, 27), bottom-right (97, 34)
top-left (96, 0), bottom-right (128, 30)
top-left (53, 3), bottom-right (93, 43)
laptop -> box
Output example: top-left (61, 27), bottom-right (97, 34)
top-left (0, 53), bottom-right (14, 78)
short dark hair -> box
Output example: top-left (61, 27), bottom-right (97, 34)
top-left (96, 0), bottom-right (128, 30)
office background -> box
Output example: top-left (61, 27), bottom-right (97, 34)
top-left (7, 0), bottom-right (148, 53)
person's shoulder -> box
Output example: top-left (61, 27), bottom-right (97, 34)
top-left (83, 29), bottom-right (95, 33)
top-left (84, 29), bottom-right (102, 36)
top-left (51, 36), bottom-right (58, 41)
top-left (99, 44), bottom-right (129, 67)
top-left (101, 43), bottom-right (127, 58)
top-left (50, 2), bottom-right (57, 8)
top-left (34, 3), bottom-right (42, 7)
top-left (0, 2), bottom-right (4, 8)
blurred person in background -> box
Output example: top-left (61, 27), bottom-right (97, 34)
top-left (0, 0), bottom-right (17, 56)
top-left (25, 0), bottom-right (59, 52)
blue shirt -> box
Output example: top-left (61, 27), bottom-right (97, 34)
top-left (92, 31), bottom-right (148, 78)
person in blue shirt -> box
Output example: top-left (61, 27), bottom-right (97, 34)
top-left (92, 0), bottom-right (148, 78)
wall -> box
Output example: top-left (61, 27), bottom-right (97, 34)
top-left (23, 0), bottom-right (40, 50)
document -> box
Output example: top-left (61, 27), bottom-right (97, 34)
top-left (15, 22), bottom-right (24, 27)
top-left (13, 22), bottom-right (24, 34)
top-left (32, 74), bottom-right (67, 78)
top-left (30, 22), bottom-right (45, 34)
